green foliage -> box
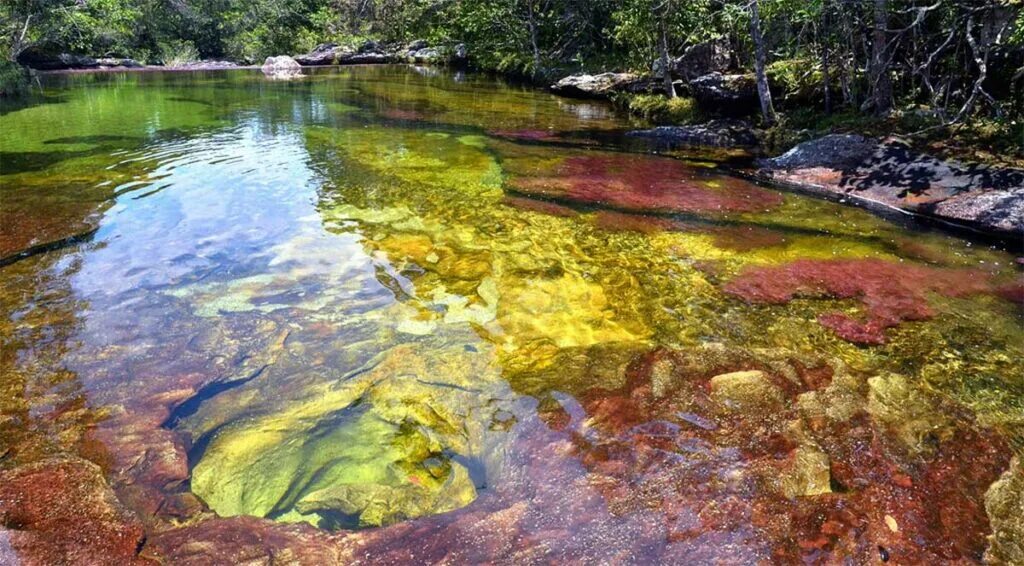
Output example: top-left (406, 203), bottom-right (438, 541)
top-left (609, 0), bottom-right (716, 70)
top-left (0, 59), bottom-right (30, 97)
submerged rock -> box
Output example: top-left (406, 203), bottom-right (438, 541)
top-left (709, 370), bottom-right (784, 414)
top-left (867, 373), bottom-right (952, 455)
top-left (0, 457), bottom-right (147, 565)
top-left (985, 457), bottom-right (1024, 564)
top-left (177, 343), bottom-right (516, 529)
top-left (261, 56), bottom-right (303, 79)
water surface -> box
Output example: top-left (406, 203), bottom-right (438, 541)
top-left (1, 66), bottom-right (1022, 563)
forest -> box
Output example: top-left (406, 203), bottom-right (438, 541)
top-left (2, 2), bottom-right (1023, 156)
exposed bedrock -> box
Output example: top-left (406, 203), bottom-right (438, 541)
top-left (756, 134), bottom-right (1024, 240)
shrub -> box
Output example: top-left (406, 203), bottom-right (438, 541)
top-left (0, 60), bottom-right (30, 97)
top-left (158, 40), bottom-right (200, 66)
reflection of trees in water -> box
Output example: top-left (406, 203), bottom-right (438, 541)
top-left (0, 251), bottom-right (100, 464)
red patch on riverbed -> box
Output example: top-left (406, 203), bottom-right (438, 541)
top-left (722, 259), bottom-right (993, 344)
top-left (507, 154), bottom-right (783, 216)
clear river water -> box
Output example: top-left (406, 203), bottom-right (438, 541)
top-left (1, 65), bottom-right (1022, 563)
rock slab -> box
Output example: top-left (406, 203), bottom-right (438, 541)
top-left (758, 134), bottom-right (1024, 239)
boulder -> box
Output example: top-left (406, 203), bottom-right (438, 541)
top-left (406, 39), bottom-right (429, 52)
top-left (410, 48), bottom-right (441, 63)
top-left (763, 134), bottom-right (876, 170)
top-left (452, 43), bottom-right (469, 63)
top-left (689, 72), bottom-right (759, 115)
top-left (17, 47), bottom-right (98, 70)
top-left (96, 58), bottom-right (143, 68)
top-left (357, 39), bottom-right (381, 54)
top-left (167, 60), bottom-right (238, 70)
top-left (340, 52), bottom-right (392, 64)
top-left (261, 55), bottom-right (303, 79)
top-left (295, 43), bottom-right (350, 66)
top-left (550, 72), bottom-right (639, 99)
top-left (627, 119), bottom-right (758, 148)
top-left (653, 38), bottom-right (731, 81)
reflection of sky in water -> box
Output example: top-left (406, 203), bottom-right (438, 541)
top-left (68, 118), bottom-right (395, 354)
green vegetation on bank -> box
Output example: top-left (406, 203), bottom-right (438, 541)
top-left (2, 0), bottom-right (1022, 160)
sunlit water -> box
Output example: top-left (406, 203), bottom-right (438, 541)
top-left (1, 66), bottom-right (1022, 563)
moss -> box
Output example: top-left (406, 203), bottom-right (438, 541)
top-left (626, 94), bottom-right (699, 124)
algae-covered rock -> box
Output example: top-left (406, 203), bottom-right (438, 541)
top-left (294, 461), bottom-right (477, 527)
top-left (985, 457), bottom-right (1024, 564)
top-left (780, 445), bottom-right (832, 498)
top-left (710, 370), bottom-right (784, 414)
top-left (867, 373), bottom-right (953, 455)
top-left (180, 343), bottom-right (516, 529)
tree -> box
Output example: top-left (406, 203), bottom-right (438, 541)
top-left (749, 0), bottom-right (776, 124)
top-left (868, 0), bottom-right (893, 115)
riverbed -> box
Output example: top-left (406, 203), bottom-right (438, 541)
top-left (1, 65), bottom-right (1022, 564)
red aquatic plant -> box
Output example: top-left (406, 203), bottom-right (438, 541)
top-left (722, 259), bottom-right (993, 344)
top-left (507, 154), bottom-right (783, 216)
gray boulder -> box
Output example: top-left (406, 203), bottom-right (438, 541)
top-left (410, 48), bottom-right (441, 63)
top-left (763, 134), bottom-right (876, 170)
top-left (357, 39), bottom-right (381, 54)
top-left (96, 58), bottom-right (143, 68)
top-left (261, 56), bottom-right (303, 79)
top-left (295, 43), bottom-right (350, 66)
top-left (550, 73), bottom-right (639, 99)
top-left (627, 119), bottom-right (758, 148)
top-left (340, 52), bottom-right (392, 64)
top-left (759, 135), bottom-right (1024, 239)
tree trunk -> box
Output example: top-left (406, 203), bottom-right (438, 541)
top-left (870, 0), bottom-right (893, 115)
top-left (749, 0), bottom-right (776, 124)
top-left (821, 0), bottom-right (832, 114)
top-left (526, 0), bottom-right (542, 76)
top-left (658, 13), bottom-right (676, 98)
